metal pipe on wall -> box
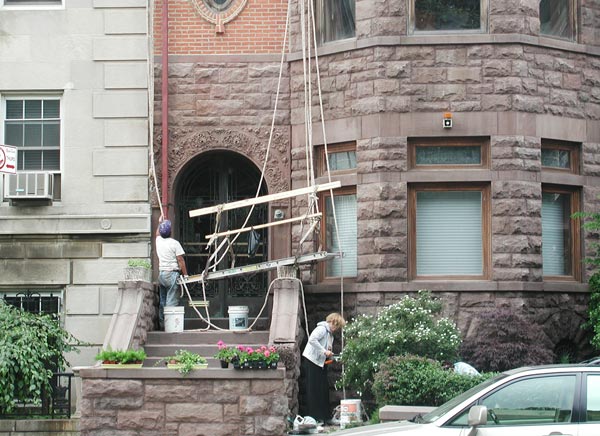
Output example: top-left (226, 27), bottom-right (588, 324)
top-left (161, 0), bottom-right (169, 219)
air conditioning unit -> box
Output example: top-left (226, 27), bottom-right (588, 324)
top-left (4, 172), bottom-right (54, 200)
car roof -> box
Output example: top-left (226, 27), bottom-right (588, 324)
top-left (503, 363), bottom-right (600, 376)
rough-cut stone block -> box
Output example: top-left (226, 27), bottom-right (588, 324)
top-left (166, 403), bottom-right (223, 422)
top-left (179, 423), bottom-right (239, 436)
top-left (83, 380), bottom-right (144, 398)
top-left (145, 384), bottom-right (202, 402)
top-left (118, 410), bottom-right (163, 430)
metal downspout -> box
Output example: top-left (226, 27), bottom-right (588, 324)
top-left (161, 0), bottom-right (169, 218)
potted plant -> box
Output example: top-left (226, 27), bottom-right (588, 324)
top-left (232, 344), bottom-right (279, 370)
top-left (96, 348), bottom-right (146, 368)
top-left (165, 349), bottom-right (208, 375)
top-left (123, 258), bottom-right (152, 281)
top-left (213, 341), bottom-right (237, 368)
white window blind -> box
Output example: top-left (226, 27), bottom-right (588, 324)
top-left (326, 193), bottom-right (357, 277)
top-left (542, 192), bottom-right (569, 275)
top-left (416, 190), bottom-right (482, 275)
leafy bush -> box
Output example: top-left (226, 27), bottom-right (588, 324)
top-left (372, 355), bottom-right (492, 408)
top-left (166, 349), bottom-right (207, 375)
top-left (584, 273), bottom-right (600, 350)
top-left (460, 308), bottom-right (554, 372)
top-left (127, 258), bottom-right (151, 268)
top-left (0, 301), bottom-right (83, 413)
top-left (339, 291), bottom-right (461, 397)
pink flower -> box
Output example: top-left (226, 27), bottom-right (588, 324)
top-left (264, 350), bottom-right (270, 357)
top-left (237, 345), bottom-right (245, 351)
top-left (246, 347), bottom-right (254, 353)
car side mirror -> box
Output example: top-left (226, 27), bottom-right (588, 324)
top-left (466, 405), bottom-right (487, 436)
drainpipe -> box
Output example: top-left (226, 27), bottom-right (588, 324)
top-left (161, 0), bottom-right (169, 219)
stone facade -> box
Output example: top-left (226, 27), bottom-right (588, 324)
top-left (151, 0), bottom-right (600, 416)
top-left (79, 369), bottom-right (288, 436)
top-left (0, 1), bottom-right (152, 369)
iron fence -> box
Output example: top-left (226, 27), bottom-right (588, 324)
top-left (0, 372), bottom-right (73, 419)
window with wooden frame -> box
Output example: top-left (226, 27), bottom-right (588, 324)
top-left (314, 0), bottom-right (356, 45)
top-left (410, 0), bottom-right (487, 33)
top-left (315, 142), bottom-right (356, 177)
top-left (409, 183), bottom-right (491, 280)
top-left (408, 137), bottom-right (489, 169)
top-left (319, 186), bottom-right (357, 280)
top-left (542, 185), bottom-right (581, 280)
top-left (541, 140), bottom-right (580, 173)
top-left (539, 0), bottom-right (576, 41)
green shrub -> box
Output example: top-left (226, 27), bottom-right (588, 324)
top-left (0, 301), bottom-right (84, 413)
top-left (339, 291), bottom-right (461, 397)
top-left (584, 273), bottom-right (600, 350)
top-left (127, 258), bottom-right (151, 268)
top-left (95, 348), bottom-right (146, 364)
top-left (460, 308), bottom-right (554, 372)
top-left (372, 355), bottom-right (492, 408)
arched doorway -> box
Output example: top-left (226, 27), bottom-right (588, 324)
top-left (175, 150), bottom-right (269, 320)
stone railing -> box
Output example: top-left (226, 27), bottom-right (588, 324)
top-left (79, 368), bottom-right (288, 436)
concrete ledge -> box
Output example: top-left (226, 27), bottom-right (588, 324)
top-left (379, 405), bottom-right (435, 422)
top-left (79, 366), bottom-right (285, 380)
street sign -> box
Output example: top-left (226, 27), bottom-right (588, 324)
top-left (0, 145), bottom-right (17, 175)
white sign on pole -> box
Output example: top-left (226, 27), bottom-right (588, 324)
top-left (0, 145), bottom-right (17, 175)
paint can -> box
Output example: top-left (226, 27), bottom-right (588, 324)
top-left (340, 399), bottom-right (362, 429)
top-left (228, 305), bottom-right (249, 330)
top-left (164, 306), bottom-right (184, 333)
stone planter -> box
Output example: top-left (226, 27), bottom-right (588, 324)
top-left (123, 266), bottom-right (151, 282)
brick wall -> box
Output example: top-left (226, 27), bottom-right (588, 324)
top-left (153, 0), bottom-right (288, 55)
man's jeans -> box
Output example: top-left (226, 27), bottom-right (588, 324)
top-left (158, 270), bottom-right (180, 329)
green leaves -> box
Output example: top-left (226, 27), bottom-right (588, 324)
top-left (338, 291), bottom-right (461, 398)
top-left (0, 301), bottom-right (84, 413)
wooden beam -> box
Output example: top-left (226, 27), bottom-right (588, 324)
top-left (205, 213), bottom-right (322, 239)
top-left (189, 181), bottom-right (341, 218)
top-left (181, 251), bottom-right (338, 282)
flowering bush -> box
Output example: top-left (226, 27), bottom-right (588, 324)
top-left (213, 341), bottom-right (238, 363)
top-left (339, 290), bottom-right (461, 399)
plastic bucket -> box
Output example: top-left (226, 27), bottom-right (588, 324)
top-left (228, 305), bottom-right (249, 330)
top-left (164, 306), bottom-right (184, 333)
top-left (340, 399), bottom-right (362, 429)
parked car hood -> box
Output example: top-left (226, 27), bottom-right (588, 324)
top-left (328, 421), bottom-right (426, 435)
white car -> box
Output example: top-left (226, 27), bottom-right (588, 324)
top-left (330, 364), bottom-right (600, 436)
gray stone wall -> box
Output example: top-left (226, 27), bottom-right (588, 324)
top-left (289, 44), bottom-right (599, 120)
top-left (0, 419), bottom-right (79, 436)
top-left (80, 370), bottom-right (288, 436)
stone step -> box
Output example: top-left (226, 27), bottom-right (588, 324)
top-left (183, 317), bottom-right (270, 331)
top-left (146, 330), bottom-right (270, 345)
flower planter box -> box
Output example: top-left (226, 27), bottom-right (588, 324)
top-left (101, 363), bottom-right (144, 369)
top-left (233, 361), bottom-right (278, 370)
top-left (167, 363), bottom-right (208, 371)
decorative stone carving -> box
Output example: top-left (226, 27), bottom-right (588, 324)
top-left (189, 0), bottom-right (248, 33)
top-left (153, 127), bottom-right (290, 202)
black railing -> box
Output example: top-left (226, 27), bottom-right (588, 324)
top-left (0, 373), bottom-right (73, 419)
top-left (3, 291), bottom-right (61, 316)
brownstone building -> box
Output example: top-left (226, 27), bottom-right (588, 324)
top-left (154, 0), bottom-right (600, 359)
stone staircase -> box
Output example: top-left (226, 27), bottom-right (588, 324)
top-left (143, 329), bottom-right (271, 368)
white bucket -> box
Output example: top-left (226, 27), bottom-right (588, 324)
top-left (340, 399), bottom-right (363, 429)
top-left (228, 305), bottom-right (249, 330)
top-left (164, 306), bottom-right (184, 333)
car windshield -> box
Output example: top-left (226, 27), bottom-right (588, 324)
top-left (416, 373), bottom-right (507, 424)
